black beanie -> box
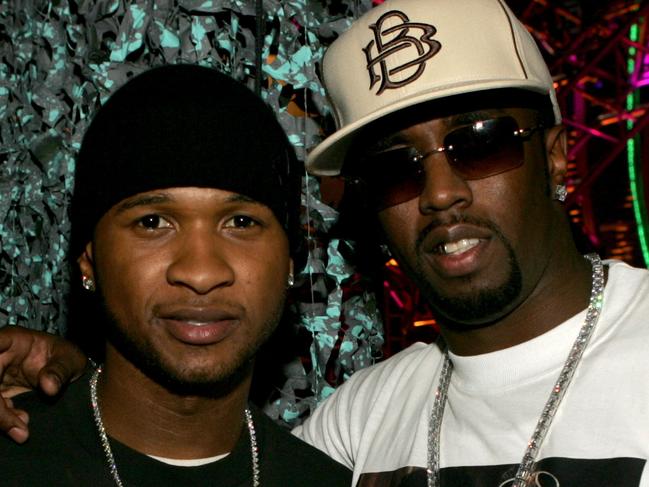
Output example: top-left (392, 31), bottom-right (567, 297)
top-left (70, 64), bottom-right (302, 262)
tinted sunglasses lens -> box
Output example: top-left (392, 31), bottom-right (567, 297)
top-left (445, 117), bottom-right (524, 179)
top-left (357, 147), bottom-right (424, 210)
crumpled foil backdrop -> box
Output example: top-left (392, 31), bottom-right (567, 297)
top-left (0, 0), bottom-right (383, 425)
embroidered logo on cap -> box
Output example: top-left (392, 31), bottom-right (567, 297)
top-left (363, 10), bottom-right (441, 95)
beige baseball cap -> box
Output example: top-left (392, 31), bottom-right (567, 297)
top-left (307, 0), bottom-right (561, 175)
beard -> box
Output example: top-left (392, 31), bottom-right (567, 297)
top-left (97, 295), bottom-right (285, 398)
top-left (412, 216), bottom-right (523, 326)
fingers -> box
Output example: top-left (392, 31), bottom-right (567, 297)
top-left (0, 326), bottom-right (37, 382)
top-left (0, 333), bottom-right (13, 353)
top-left (7, 426), bottom-right (29, 444)
top-left (1, 386), bottom-right (31, 399)
top-left (37, 367), bottom-right (65, 396)
top-left (0, 326), bottom-right (88, 396)
top-left (0, 327), bottom-right (86, 444)
top-left (38, 340), bottom-right (88, 396)
top-left (0, 396), bottom-right (30, 444)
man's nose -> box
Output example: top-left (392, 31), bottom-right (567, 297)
top-left (417, 154), bottom-right (473, 214)
top-left (166, 228), bottom-right (235, 295)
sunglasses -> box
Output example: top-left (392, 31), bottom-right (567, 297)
top-left (345, 116), bottom-right (545, 210)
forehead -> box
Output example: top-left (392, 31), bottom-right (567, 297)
top-left (109, 187), bottom-right (270, 215)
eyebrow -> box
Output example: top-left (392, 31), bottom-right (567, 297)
top-left (224, 194), bottom-right (260, 205)
top-left (444, 109), bottom-right (508, 128)
top-left (114, 193), bottom-right (174, 214)
top-left (373, 133), bottom-right (409, 153)
top-left (113, 191), bottom-right (265, 214)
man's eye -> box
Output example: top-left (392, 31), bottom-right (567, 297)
top-left (224, 215), bottom-right (258, 228)
top-left (138, 215), bottom-right (172, 229)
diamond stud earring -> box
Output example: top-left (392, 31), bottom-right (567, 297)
top-left (82, 275), bottom-right (96, 292)
top-left (554, 184), bottom-right (567, 202)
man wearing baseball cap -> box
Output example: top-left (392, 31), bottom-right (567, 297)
top-left (2, 1), bottom-right (649, 486)
top-left (296, 0), bottom-right (649, 485)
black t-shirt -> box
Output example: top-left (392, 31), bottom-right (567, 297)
top-left (0, 373), bottom-right (352, 486)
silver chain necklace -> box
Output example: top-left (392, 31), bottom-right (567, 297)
top-left (427, 253), bottom-right (605, 487)
top-left (90, 367), bottom-right (261, 486)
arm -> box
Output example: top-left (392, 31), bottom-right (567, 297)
top-left (292, 365), bottom-right (380, 471)
top-left (292, 388), bottom-right (357, 469)
top-left (0, 326), bottom-right (87, 443)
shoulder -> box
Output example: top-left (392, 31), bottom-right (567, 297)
top-left (605, 259), bottom-right (649, 295)
top-left (0, 388), bottom-right (79, 483)
top-left (334, 341), bottom-right (443, 397)
top-left (0, 372), bottom-right (94, 458)
top-left (291, 342), bottom-right (443, 465)
top-left (606, 259), bottom-right (649, 284)
top-left (0, 390), bottom-right (66, 452)
top-left (602, 259), bottom-right (649, 318)
top-left (255, 410), bottom-right (352, 486)
top-left (302, 342), bottom-right (441, 424)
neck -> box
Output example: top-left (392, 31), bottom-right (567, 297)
top-left (439, 245), bottom-right (596, 356)
top-left (96, 349), bottom-right (253, 459)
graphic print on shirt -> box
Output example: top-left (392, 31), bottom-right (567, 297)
top-left (357, 457), bottom-right (646, 486)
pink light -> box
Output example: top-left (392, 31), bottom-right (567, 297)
top-left (384, 281), bottom-right (405, 308)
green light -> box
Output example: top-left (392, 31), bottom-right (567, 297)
top-left (627, 22), bottom-right (649, 266)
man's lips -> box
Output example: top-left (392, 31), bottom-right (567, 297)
top-left (419, 224), bottom-right (492, 255)
top-left (154, 307), bottom-right (242, 345)
top-left (417, 224), bottom-right (494, 278)
top-left (158, 307), bottom-right (239, 323)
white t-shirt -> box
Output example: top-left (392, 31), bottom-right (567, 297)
top-left (294, 260), bottom-right (649, 486)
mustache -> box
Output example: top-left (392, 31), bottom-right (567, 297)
top-left (151, 298), bottom-right (246, 316)
top-left (415, 213), bottom-right (506, 251)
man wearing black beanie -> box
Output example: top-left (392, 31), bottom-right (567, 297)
top-left (0, 65), bottom-right (351, 486)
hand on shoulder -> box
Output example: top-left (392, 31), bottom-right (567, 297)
top-left (0, 326), bottom-right (87, 443)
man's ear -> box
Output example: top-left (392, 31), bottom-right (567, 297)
top-left (545, 125), bottom-right (568, 188)
top-left (77, 242), bottom-right (95, 281)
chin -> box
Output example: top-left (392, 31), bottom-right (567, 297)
top-left (104, 319), bottom-right (265, 398)
top-left (440, 277), bottom-right (521, 321)
top-left (418, 262), bottom-right (523, 327)
top-left (100, 295), bottom-right (283, 397)
top-left (147, 355), bottom-right (255, 397)
top-left (115, 335), bottom-right (257, 397)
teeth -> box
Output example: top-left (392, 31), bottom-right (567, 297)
top-left (441, 238), bottom-right (480, 255)
top-left (186, 321), bottom-right (209, 326)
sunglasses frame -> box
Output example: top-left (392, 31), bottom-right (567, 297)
top-left (343, 116), bottom-right (546, 209)
top-left (411, 119), bottom-right (545, 168)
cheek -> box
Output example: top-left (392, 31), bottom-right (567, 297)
top-left (221, 253), bottom-right (288, 361)
top-left (379, 204), bottom-right (418, 250)
top-left (94, 239), bottom-right (166, 321)
top-left (233, 241), bottom-right (290, 313)
top-left (474, 165), bottom-right (555, 264)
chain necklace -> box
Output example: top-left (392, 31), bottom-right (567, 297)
top-left (90, 367), bottom-right (261, 486)
top-left (427, 253), bottom-right (605, 487)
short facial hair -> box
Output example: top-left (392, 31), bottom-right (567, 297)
top-left (97, 293), bottom-right (285, 398)
top-left (413, 215), bottom-right (523, 326)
